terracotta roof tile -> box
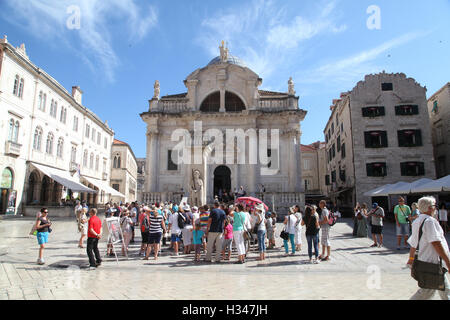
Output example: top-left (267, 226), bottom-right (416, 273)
top-left (113, 139), bottom-right (128, 146)
top-left (258, 90), bottom-right (287, 97)
top-left (161, 93), bottom-right (188, 99)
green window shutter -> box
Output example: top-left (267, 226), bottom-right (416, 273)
top-left (367, 163), bottom-right (373, 177)
top-left (382, 132), bottom-right (388, 147)
top-left (415, 130), bottom-right (422, 146)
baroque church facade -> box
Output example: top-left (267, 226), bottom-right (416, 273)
top-left (140, 43), bottom-right (307, 214)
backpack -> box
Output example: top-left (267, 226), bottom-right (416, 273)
top-left (177, 212), bottom-right (186, 229)
top-left (328, 211), bottom-right (337, 227)
top-left (141, 216), bottom-right (150, 233)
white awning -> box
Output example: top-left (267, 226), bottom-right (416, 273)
top-left (388, 178), bottom-right (433, 194)
top-left (363, 184), bottom-right (392, 197)
top-left (81, 175), bottom-right (125, 198)
top-left (31, 162), bottom-right (96, 193)
top-left (410, 175), bottom-right (450, 193)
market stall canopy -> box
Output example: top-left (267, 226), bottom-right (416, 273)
top-left (363, 184), bottom-right (393, 197)
top-left (388, 178), bottom-right (433, 195)
top-left (410, 175), bottom-right (450, 193)
top-left (81, 175), bottom-right (125, 198)
top-left (31, 162), bottom-right (96, 193)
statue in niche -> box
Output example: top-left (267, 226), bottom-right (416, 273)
top-left (288, 77), bottom-right (295, 95)
top-left (190, 169), bottom-right (204, 207)
top-left (153, 80), bottom-right (160, 100)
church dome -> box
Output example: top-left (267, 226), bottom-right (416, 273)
top-left (207, 54), bottom-right (246, 68)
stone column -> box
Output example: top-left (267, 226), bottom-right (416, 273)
top-left (288, 131), bottom-right (297, 192)
top-left (219, 88), bottom-right (225, 112)
top-left (147, 131), bottom-right (159, 192)
top-left (295, 130), bottom-right (302, 192)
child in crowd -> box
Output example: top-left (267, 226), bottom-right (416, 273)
top-left (191, 222), bottom-right (205, 262)
top-left (221, 217), bottom-right (233, 260)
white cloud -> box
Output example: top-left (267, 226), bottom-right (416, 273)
top-left (298, 31), bottom-right (428, 89)
top-left (197, 0), bottom-right (346, 82)
top-left (2, 0), bottom-right (158, 83)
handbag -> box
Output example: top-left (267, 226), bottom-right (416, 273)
top-left (280, 215), bottom-right (290, 240)
top-left (411, 218), bottom-right (447, 291)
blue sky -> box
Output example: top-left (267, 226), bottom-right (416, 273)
top-left (1, 0), bottom-right (449, 158)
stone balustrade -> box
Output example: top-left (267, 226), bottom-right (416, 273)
top-left (157, 100), bottom-right (189, 113)
top-left (141, 192), bottom-right (184, 204)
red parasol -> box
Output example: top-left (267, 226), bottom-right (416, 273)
top-left (235, 197), bottom-right (269, 212)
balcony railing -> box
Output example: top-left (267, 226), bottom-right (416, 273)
top-left (5, 141), bottom-right (21, 156)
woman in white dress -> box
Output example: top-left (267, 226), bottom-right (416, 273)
top-left (293, 206), bottom-right (303, 251)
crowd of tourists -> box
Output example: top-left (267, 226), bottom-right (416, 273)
top-left (29, 195), bottom-right (449, 299)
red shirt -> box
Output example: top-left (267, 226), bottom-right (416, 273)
top-left (88, 215), bottom-right (102, 238)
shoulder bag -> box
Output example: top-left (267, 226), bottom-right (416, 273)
top-left (280, 215), bottom-right (290, 240)
top-left (411, 218), bottom-right (448, 291)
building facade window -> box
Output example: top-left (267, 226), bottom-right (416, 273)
top-left (325, 175), bottom-right (330, 186)
top-left (400, 162), bottom-right (425, 176)
top-left (73, 116), bottom-right (78, 132)
top-left (395, 105), bottom-right (419, 116)
top-left (437, 156), bottom-right (446, 178)
top-left (113, 154), bottom-right (121, 169)
top-left (362, 106), bottom-right (385, 117)
top-left (398, 130), bottom-right (422, 147)
top-left (8, 119), bottom-right (20, 143)
top-left (83, 150), bottom-right (88, 167)
top-left (341, 143), bottom-right (346, 158)
top-left (45, 132), bottom-right (54, 155)
top-left (337, 136), bottom-right (341, 152)
top-left (432, 100), bottom-right (438, 114)
top-left (364, 131), bottom-right (388, 148)
top-left (104, 137), bottom-right (108, 149)
top-left (97, 132), bottom-right (101, 145)
top-left (339, 169), bottom-right (346, 182)
top-left (33, 127), bottom-right (43, 151)
top-left (331, 170), bottom-right (336, 183)
top-left (13, 76), bottom-right (25, 98)
top-left (89, 153), bottom-right (94, 169)
top-left (71, 146), bottom-right (77, 163)
top-left (367, 162), bottom-right (387, 177)
top-left (56, 137), bottom-right (64, 158)
top-left (112, 184), bottom-right (120, 192)
top-left (50, 99), bottom-right (57, 118)
top-left (92, 128), bottom-right (96, 142)
top-left (381, 83), bottom-right (393, 91)
top-left (95, 155), bottom-right (99, 171)
top-left (85, 124), bottom-right (90, 138)
top-left (168, 150), bottom-right (178, 171)
top-left (60, 107), bottom-right (67, 123)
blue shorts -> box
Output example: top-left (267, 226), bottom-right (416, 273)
top-left (37, 232), bottom-right (49, 245)
top-left (171, 234), bottom-right (181, 242)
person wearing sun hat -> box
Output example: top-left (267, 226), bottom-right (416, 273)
top-left (254, 203), bottom-right (267, 261)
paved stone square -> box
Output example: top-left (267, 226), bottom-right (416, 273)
top-left (0, 215), bottom-right (448, 300)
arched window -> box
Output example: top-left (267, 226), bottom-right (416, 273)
top-left (46, 132), bottom-right (54, 154)
top-left (83, 150), bottom-right (88, 167)
top-left (8, 119), bottom-right (14, 141)
top-left (90, 153), bottom-right (94, 169)
top-left (71, 146), bottom-right (77, 163)
top-left (33, 127), bottom-right (43, 150)
top-left (14, 121), bottom-right (19, 143)
top-left (200, 91), bottom-right (220, 112)
top-left (57, 137), bottom-right (64, 158)
top-left (225, 91), bottom-right (245, 112)
top-left (95, 155), bottom-right (99, 171)
top-left (113, 154), bottom-right (121, 168)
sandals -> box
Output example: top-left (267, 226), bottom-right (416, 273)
top-left (321, 256), bottom-right (330, 261)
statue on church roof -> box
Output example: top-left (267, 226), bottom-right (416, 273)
top-left (219, 40), bottom-right (229, 63)
top-left (288, 77), bottom-right (295, 95)
top-left (153, 80), bottom-right (160, 100)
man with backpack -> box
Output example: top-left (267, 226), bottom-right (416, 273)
top-left (318, 200), bottom-right (332, 261)
top-left (139, 206), bottom-right (151, 256)
top-left (168, 205), bottom-right (183, 256)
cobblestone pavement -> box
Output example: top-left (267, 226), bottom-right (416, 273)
top-left (0, 215), bottom-right (449, 300)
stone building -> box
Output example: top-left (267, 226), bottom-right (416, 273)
top-left (136, 157), bottom-right (146, 202)
top-left (324, 72), bottom-right (435, 215)
top-left (301, 142), bottom-right (328, 204)
top-left (110, 139), bottom-right (138, 203)
top-left (0, 36), bottom-right (116, 216)
top-left (428, 82), bottom-right (450, 178)
top-left (140, 43), bottom-right (307, 214)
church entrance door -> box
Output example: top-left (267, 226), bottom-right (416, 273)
top-left (213, 166), bottom-right (231, 201)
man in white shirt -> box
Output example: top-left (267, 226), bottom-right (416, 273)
top-left (168, 208), bottom-right (182, 256)
top-left (407, 196), bottom-right (450, 300)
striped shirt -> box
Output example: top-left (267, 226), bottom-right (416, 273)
top-left (199, 211), bottom-right (210, 230)
top-left (149, 214), bottom-right (164, 234)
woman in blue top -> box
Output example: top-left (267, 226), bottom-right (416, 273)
top-left (232, 204), bottom-right (247, 264)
